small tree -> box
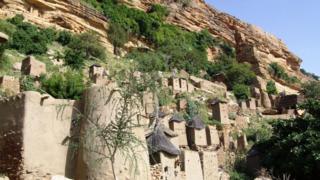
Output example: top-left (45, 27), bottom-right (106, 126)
top-left (107, 23), bottom-right (128, 55)
top-left (266, 80), bottom-right (277, 95)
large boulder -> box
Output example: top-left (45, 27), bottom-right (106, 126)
top-left (261, 91), bottom-right (272, 109)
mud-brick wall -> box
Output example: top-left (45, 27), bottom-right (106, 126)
top-left (75, 85), bottom-right (151, 180)
top-left (0, 95), bottom-right (25, 179)
top-left (0, 91), bottom-right (79, 180)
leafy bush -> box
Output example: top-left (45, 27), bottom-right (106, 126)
top-left (7, 14), bottom-right (24, 25)
top-left (245, 117), bottom-right (273, 144)
top-left (266, 80), bottom-right (277, 95)
top-left (57, 30), bottom-right (73, 46)
top-left (7, 15), bottom-right (58, 55)
top-left (68, 31), bottom-right (106, 60)
top-left (254, 82), bottom-right (320, 179)
top-left (233, 84), bottom-right (251, 100)
top-left (64, 31), bottom-right (106, 69)
top-left (185, 98), bottom-right (199, 121)
top-left (20, 75), bottom-right (39, 91)
top-left (269, 62), bottom-right (299, 84)
top-left (230, 171), bottom-right (250, 180)
top-left (148, 4), bottom-right (169, 21)
top-left (157, 88), bottom-right (174, 106)
top-left (301, 81), bottom-right (320, 100)
top-left (64, 48), bottom-right (86, 69)
top-left (41, 70), bottom-right (85, 100)
top-left (226, 63), bottom-right (256, 88)
top-left (268, 62), bottom-right (285, 79)
top-left (0, 53), bottom-right (12, 74)
top-left (127, 51), bottom-right (167, 72)
top-left (220, 42), bottom-right (236, 58)
top-left (0, 20), bottom-right (16, 36)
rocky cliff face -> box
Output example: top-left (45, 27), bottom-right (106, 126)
top-left (0, 0), bottom-right (309, 92)
top-left (0, 0), bottom-right (113, 50)
top-left (123, 0), bottom-right (308, 92)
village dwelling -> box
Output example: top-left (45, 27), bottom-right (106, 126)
top-left (147, 125), bottom-right (181, 180)
top-left (210, 99), bottom-right (229, 125)
top-left (186, 115), bottom-right (207, 148)
top-left (169, 113), bottom-right (188, 147)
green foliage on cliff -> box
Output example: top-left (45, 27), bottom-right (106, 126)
top-left (232, 84), bottom-right (251, 100)
top-left (266, 80), bottom-right (278, 95)
top-left (82, 0), bottom-right (217, 75)
top-left (63, 31), bottom-right (106, 69)
top-left (7, 15), bottom-right (58, 55)
top-left (268, 62), bottom-right (299, 84)
top-left (148, 4), bottom-right (170, 21)
top-left (205, 53), bottom-right (256, 100)
top-left (226, 63), bottom-right (256, 88)
top-left (0, 15), bottom-right (106, 71)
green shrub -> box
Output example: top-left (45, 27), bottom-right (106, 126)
top-left (57, 30), bottom-right (73, 46)
top-left (233, 84), bottom-right (251, 100)
top-left (195, 29), bottom-right (216, 50)
top-left (226, 63), bottom-right (256, 88)
top-left (8, 15), bottom-right (58, 55)
top-left (245, 117), bottom-right (273, 143)
top-left (64, 48), bottom-right (86, 69)
top-left (268, 62), bottom-right (285, 79)
top-left (269, 62), bottom-right (299, 84)
top-left (20, 75), bottom-right (38, 91)
top-left (81, 0), bottom-right (231, 76)
top-left (220, 42), bottom-right (236, 58)
top-left (64, 31), bottom-right (106, 69)
top-left (230, 171), bottom-right (250, 180)
top-left (266, 80), bottom-right (277, 95)
top-left (68, 31), bottom-right (106, 60)
top-left (301, 81), bottom-right (320, 100)
top-left (0, 53), bottom-right (12, 74)
top-left (41, 28), bottom-right (58, 43)
top-left (7, 14), bottom-right (24, 26)
top-left (157, 88), bottom-right (174, 106)
top-left (0, 20), bottom-right (16, 36)
top-left (185, 99), bottom-right (198, 121)
top-left (41, 70), bottom-right (85, 100)
top-left (127, 51), bottom-right (167, 72)
top-left (148, 4), bottom-right (169, 21)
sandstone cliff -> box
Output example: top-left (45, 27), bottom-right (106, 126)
top-left (0, 0), bottom-right (309, 93)
top-left (0, 0), bottom-right (113, 51)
